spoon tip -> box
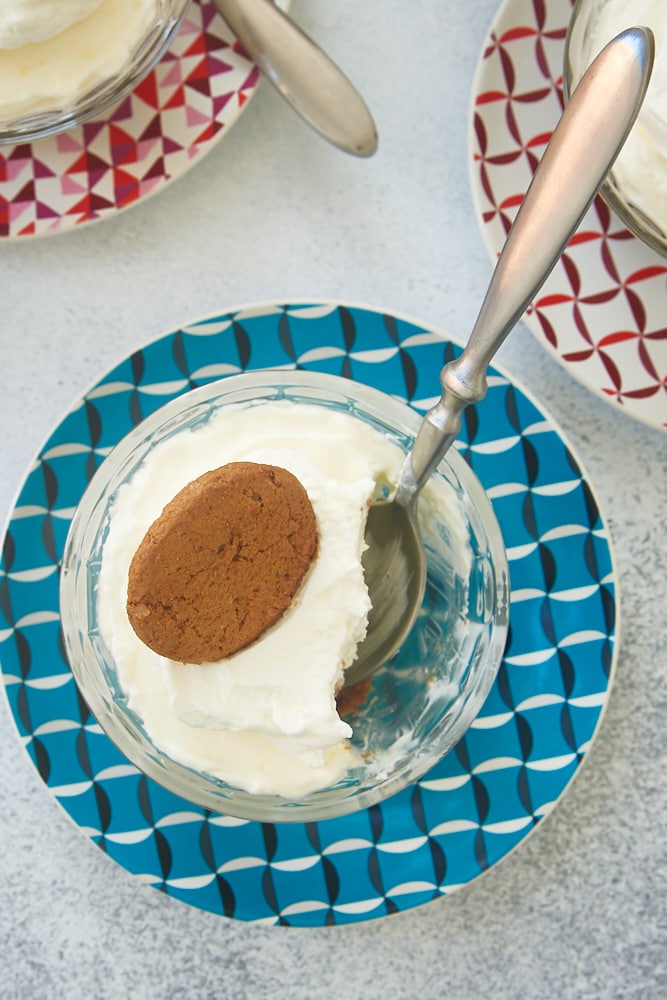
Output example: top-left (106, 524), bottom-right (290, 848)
top-left (355, 129), bottom-right (379, 158)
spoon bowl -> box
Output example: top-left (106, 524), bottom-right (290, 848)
top-left (354, 497), bottom-right (425, 679)
top-left (348, 25), bottom-right (654, 686)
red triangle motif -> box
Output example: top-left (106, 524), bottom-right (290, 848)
top-left (142, 156), bottom-right (166, 181)
top-left (164, 85), bottom-right (187, 109)
top-left (162, 135), bottom-right (185, 155)
top-left (9, 143), bottom-right (33, 160)
top-left (240, 66), bottom-right (260, 91)
top-left (14, 180), bottom-right (36, 201)
top-left (113, 168), bottom-right (141, 206)
top-left (181, 34), bottom-right (207, 58)
top-left (109, 95), bottom-right (134, 123)
top-left (33, 157), bottom-right (56, 179)
top-left (85, 152), bottom-right (112, 186)
top-left (232, 39), bottom-right (251, 61)
top-left (185, 57), bottom-right (212, 84)
top-left (65, 151), bottom-right (110, 180)
top-left (199, 3), bottom-right (217, 31)
top-left (195, 121), bottom-right (222, 145)
top-left (139, 114), bottom-right (163, 141)
top-left (89, 192), bottom-right (115, 211)
top-left (64, 152), bottom-right (89, 175)
top-left (133, 72), bottom-right (160, 109)
top-left (65, 191), bottom-right (114, 216)
top-left (66, 193), bottom-right (95, 216)
top-left (186, 76), bottom-right (213, 97)
top-left (206, 55), bottom-right (234, 77)
top-left (202, 31), bottom-right (231, 54)
top-left (82, 120), bottom-right (107, 147)
top-left (108, 123), bottom-right (138, 165)
top-left (211, 92), bottom-right (233, 117)
top-left (35, 200), bottom-right (61, 219)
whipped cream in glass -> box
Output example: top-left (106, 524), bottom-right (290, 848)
top-left (0, 0), bottom-right (103, 48)
top-left (0, 0), bottom-right (157, 120)
top-left (97, 400), bottom-right (405, 798)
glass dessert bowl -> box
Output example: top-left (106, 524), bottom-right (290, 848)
top-left (0, 0), bottom-right (189, 145)
top-left (564, 0), bottom-right (667, 256)
top-left (60, 370), bottom-right (510, 823)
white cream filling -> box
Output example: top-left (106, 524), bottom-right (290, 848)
top-left (0, 0), bottom-right (103, 48)
top-left (0, 0), bottom-right (157, 120)
top-left (98, 400), bottom-right (405, 798)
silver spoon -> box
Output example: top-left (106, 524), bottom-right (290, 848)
top-left (213, 0), bottom-right (378, 156)
top-left (346, 26), bottom-right (654, 687)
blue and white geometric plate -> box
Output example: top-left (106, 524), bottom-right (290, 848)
top-left (0, 302), bottom-right (617, 926)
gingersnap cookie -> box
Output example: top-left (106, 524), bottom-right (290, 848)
top-left (126, 462), bottom-right (318, 663)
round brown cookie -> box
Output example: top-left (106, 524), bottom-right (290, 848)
top-left (126, 462), bottom-right (318, 663)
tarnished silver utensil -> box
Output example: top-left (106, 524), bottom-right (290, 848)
top-left (346, 26), bottom-right (654, 686)
top-left (214, 0), bottom-right (377, 156)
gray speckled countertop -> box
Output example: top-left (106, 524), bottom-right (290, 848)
top-left (1, 1), bottom-right (666, 997)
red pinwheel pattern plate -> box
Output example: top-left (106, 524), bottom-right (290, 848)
top-left (469, 0), bottom-right (667, 432)
top-left (0, 0), bottom-right (286, 239)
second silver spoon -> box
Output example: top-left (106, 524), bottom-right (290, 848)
top-left (213, 0), bottom-right (378, 156)
top-left (346, 25), bottom-right (655, 686)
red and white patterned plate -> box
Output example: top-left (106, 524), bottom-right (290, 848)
top-left (0, 0), bottom-right (286, 239)
top-left (469, 0), bottom-right (667, 432)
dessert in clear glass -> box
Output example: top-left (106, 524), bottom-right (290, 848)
top-left (0, 0), bottom-right (189, 144)
top-left (60, 371), bottom-right (510, 823)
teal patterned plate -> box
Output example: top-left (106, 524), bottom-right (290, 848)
top-left (0, 302), bottom-right (617, 926)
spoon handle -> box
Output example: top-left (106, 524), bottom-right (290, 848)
top-left (404, 26), bottom-right (654, 499)
top-left (213, 0), bottom-right (378, 156)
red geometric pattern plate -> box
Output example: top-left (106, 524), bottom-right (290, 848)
top-left (0, 0), bottom-right (287, 240)
top-left (469, 0), bottom-right (667, 432)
